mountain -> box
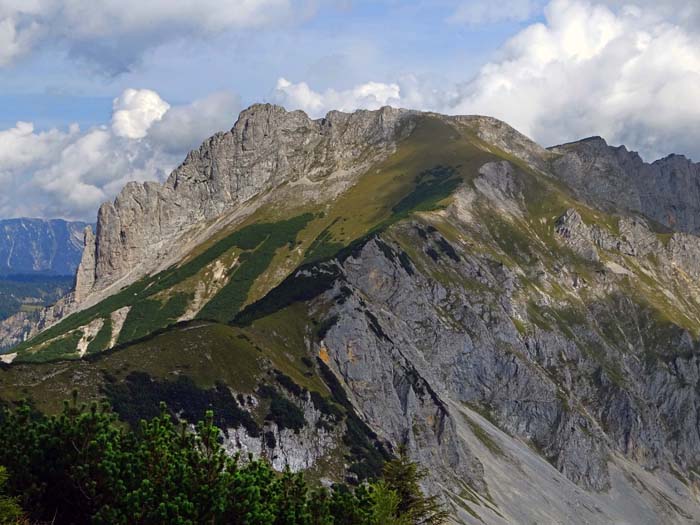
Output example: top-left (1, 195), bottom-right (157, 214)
top-left (1, 105), bottom-right (700, 524)
top-left (0, 275), bottom-right (74, 321)
top-left (0, 218), bottom-right (89, 324)
top-left (0, 218), bottom-right (89, 276)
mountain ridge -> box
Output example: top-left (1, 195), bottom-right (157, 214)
top-left (0, 217), bottom-right (89, 276)
top-left (2, 104), bottom-right (700, 524)
top-left (0, 218), bottom-right (89, 329)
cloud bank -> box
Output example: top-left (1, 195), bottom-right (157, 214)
top-left (3, 0), bottom-right (700, 222)
top-left (0, 0), bottom-right (315, 72)
top-left (0, 89), bottom-right (239, 220)
top-left (274, 0), bottom-right (700, 162)
top-left (111, 89), bottom-right (170, 139)
top-left (448, 0), bottom-right (544, 25)
top-left (273, 78), bottom-right (402, 116)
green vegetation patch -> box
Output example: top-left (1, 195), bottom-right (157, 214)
top-left (303, 165), bottom-right (462, 267)
top-left (240, 303), bottom-right (331, 395)
top-left (118, 292), bottom-right (192, 344)
top-left (20, 331), bottom-right (82, 363)
top-left (147, 212), bottom-right (312, 298)
top-left (0, 323), bottom-right (268, 413)
top-left (236, 165), bottom-right (463, 327)
top-left (12, 277), bottom-right (153, 357)
top-left (233, 262), bottom-right (342, 326)
top-left (103, 370), bottom-right (260, 436)
top-left (86, 317), bottom-right (112, 354)
top-left (304, 217), bottom-right (345, 262)
top-left (391, 165), bottom-right (460, 218)
top-left (198, 213), bottom-right (315, 323)
top-left (257, 384), bottom-right (306, 432)
top-left (0, 398), bottom-right (447, 524)
top-left (14, 214), bottom-right (313, 360)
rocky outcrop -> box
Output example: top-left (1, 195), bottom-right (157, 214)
top-left (305, 202), bottom-right (700, 521)
top-left (316, 230), bottom-right (612, 492)
top-left (74, 107), bottom-right (558, 310)
top-left (550, 137), bottom-right (700, 234)
top-left (456, 115), bottom-right (552, 172)
top-left (74, 226), bottom-right (96, 303)
top-left (3, 106), bottom-right (548, 351)
top-left (0, 294), bottom-right (75, 351)
top-left (223, 394), bottom-right (341, 473)
top-left (555, 209), bottom-right (603, 261)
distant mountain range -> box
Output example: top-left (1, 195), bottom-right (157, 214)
top-left (0, 218), bottom-right (89, 321)
top-left (0, 218), bottom-right (89, 276)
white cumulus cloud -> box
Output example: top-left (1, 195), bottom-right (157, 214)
top-left (273, 77), bottom-right (401, 118)
top-left (0, 0), bottom-right (316, 72)
top-left (273, 0), bottom-right (700, 161)
top-left (451, 0), bottom-right (700, 160)
top-left (0, 88), bottom-right (240, 220)
top-left (111, 88), bottom-right (170, 139)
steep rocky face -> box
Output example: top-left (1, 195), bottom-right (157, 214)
top-left (4, 106), bottom-right (700, 523)
top-left (0, 218), bottom-right (89, 276)
top-left (297, 163), bottom-right (700, 520)
top-left (79, 104), bottom-right (412, 304)
top-left (73, 227), bottom-right (95, 303)
top-left (455, 115), bottom-right (552, 172)
top-left (550, 137), bottom-right (700, 234)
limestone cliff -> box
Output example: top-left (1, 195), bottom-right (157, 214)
top-left (80, 104), bottom-right (412, 303)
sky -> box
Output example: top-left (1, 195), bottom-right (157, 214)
top-left (1, 0), bottom-right (699, 221)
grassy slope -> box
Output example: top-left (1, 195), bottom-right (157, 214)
top-left (0, 308), bottom-right (378, 481)
top-left (386, 151), bottom-right (700, 378)
top-left (0, 320), bottom-right (321, 412)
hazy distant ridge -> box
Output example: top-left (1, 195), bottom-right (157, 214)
top-left (0, 218), bottom-right (89, 276)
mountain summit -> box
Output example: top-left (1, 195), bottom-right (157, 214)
top-left (1, 105), bottom-right (700, 524)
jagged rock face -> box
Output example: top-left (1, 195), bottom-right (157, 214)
top-left (550, 137), bottom-right (700, 234)
top-left (224, 395), bottom-right (341, 473)
top-left (84, 104), bottom-right (412, 299)
top-left (0, 218), bottom-right (89, 276)
top-left (319, 231), bottom-right (611, 491)
top-left (307, 176), bottom-right (700, 520)
top-left (455, 115), bottom-right (552, 171)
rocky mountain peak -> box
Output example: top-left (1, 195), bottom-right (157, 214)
top-left (550, 135), bottom-right (700, 234)
top-left (79, 104), bottom-right (415, 309)
top-left (551, 135), bottom-right (644, 165)
top-left (456, 114), bottom-right (551, 170)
